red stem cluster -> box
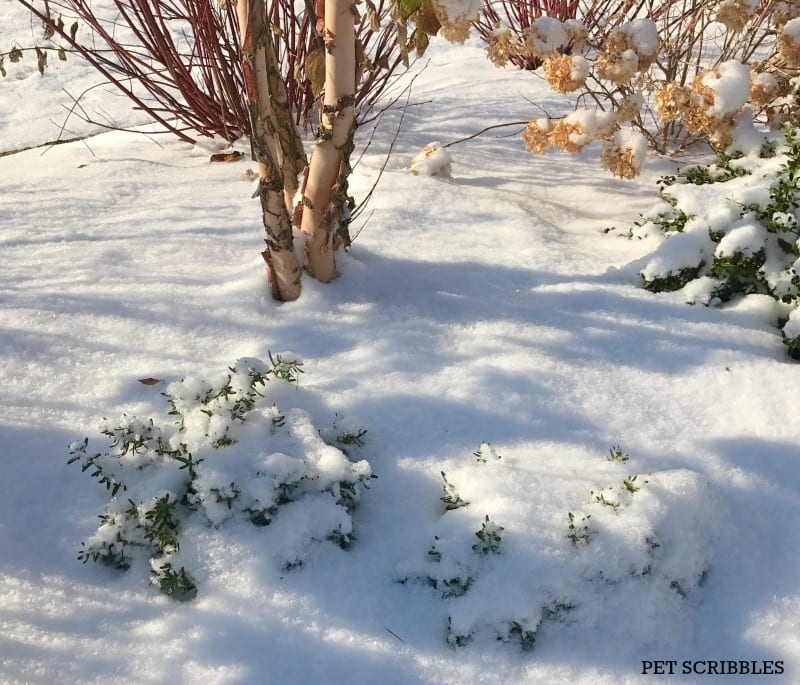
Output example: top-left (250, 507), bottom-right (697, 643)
top-left (17, 0), bottom-right (404, 141)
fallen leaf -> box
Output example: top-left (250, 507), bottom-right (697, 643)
top-left (138, 377), bottom-right (161, 385)
top-left (210, 151), bottom-right (244, 163)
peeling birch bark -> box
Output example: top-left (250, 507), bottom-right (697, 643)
top-left (300, 0), bottom-right (356, 282)
top-left (237, 0), bottom-right (306, 301)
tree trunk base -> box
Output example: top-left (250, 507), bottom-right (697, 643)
top-left (263, 248), bottom-right (302, 301)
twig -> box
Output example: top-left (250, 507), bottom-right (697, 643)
top-left (441, 121), bottom-right (530, 148)
top-left (385, 627), bottom-right (408, 644)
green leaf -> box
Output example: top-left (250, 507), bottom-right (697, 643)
top-left (398, 0), bottom-right (423, 18)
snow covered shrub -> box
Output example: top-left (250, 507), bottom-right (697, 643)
top-left (478, 0), bottom-right (795, 177)
top-left (68, 355), bottom-right (373, 599)
top-left (398, 443), bottom-right (720, 649)
top-left (626, 125), bottom-right (800, 357)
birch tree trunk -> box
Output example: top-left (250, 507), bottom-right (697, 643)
top-left (236, 0), bottom-right (307, 301)
top-left (300, 0), bottom-right (356, 282)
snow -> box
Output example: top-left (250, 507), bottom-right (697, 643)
top-left (701, 61), bottom-right (751, 116)
top-left (715, 220), bottom-right (766, 258)
top-left (524, 16), bottom-right (568, 55)
top-left (783, 17), bottom-right (800, 41)
top-left (621, 18), bottom-right (658, 61)
top-left (2, 8), bottom-right (800, 685)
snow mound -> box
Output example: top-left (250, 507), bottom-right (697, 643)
top-left (398, 444), bottom-right (724, 648)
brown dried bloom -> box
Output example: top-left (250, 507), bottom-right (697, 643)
top-left (486, 29), bottom-right (521, 67)
top-left (432, 1), bottom-right (474, 43)
top-left (715, 0), bottom-right (756, 32)
top-left (603, 29), bottom-right (632, 54)
top-left (617, 93), bottom-right (644, 123)
top-left (522, 18), bottom-right (568, 58)
top-left (597, 49), bottom-right (639, 85)
top-left (775, 2), bottom-right (800, 31)
top-left (708, 119), bottom-right (734, 148)
top-left (439, 17), bottom-right (473, 43)
top-left (749, 71), bottom-right (781, 107)
top-left (521, 118), bottom-right (552, 154)
top-left (547, 118), bottom-right (591, 153)
top-left (778, 29), bottom-right (800, 68)
top-left (563, 20), bottom-right (588, 51)
top-left (543, 54), bottom-right (589, 94)
top-left (654, 82), bottom-right (691, 122)
top-left (600, 141), bottom-right (639, 179)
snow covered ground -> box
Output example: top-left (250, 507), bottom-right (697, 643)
top-left (1, 3), bottom-right (799, 683)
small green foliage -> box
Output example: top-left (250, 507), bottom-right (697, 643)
top-left (638, 205), bottom-right (693, 233)
top-left (335, 427), bottom-right (368, 454)
top-left (440, 471), bottom-right (469, 511)
top-left (268, 351), bottom-right (304, 385)
top-left (210, 482), bottom-right (241, 510)
top-left (623, 475), bottom-right (640, 493)
top-left (628, 125), bottom-right (800, 359)
top-left (593, 491), bottom-right (620, 511)
top-left (642, 263), bottom-right (705, 293)
top-left (711, 249), bottom-right (769, 302)
top-left (473, 441), bottom-right (501, 463)
top-left (683, 149), bottom-right (749, 186)
top-left (506, 620), bottom-right (537, 651)
top-left (440, 576), bottom-right (473, 598)
top-left (607, 446), bottom-right (629, 463)
top-left (328, 526), bottom-right (355, 549)
top-left (143, 494), bottom-right (180, 553)
top-left (151, 562), bottom-right (197, 601)
top-left (427, 536), bottom-right (442, 562)
top-left (70, 355), bottom-right (371, 599)
top-left (77, 539), bottom-right (129, 569)
top-left (472, 515), bottom-right (504, 555)
top-left (566, 512), bottom-right (594, 546)
top-left (446, 617), bottom-right (472, 647)
top-left (783, 329), bottom-right (800, 359)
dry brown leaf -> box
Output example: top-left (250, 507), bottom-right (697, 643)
top-left (210, 151), bottom-right (244, 163)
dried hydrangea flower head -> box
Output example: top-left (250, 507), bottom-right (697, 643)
top-left (543, 54), bottom-right (590, 93)
top-left (601, 130), bottom-right (647, 179)
top-left (432, 0), bottom-right (481, 43)
top-left (522, 16), bottom-right (569, 58)
top-left (486, 27), bottom-right (521, 67)
top-left (521, 117), bottom-right (552, 154)
top-left (715, 0), bottom-right (758, 32)
top-left (778, 17), bottom-right (800, 67)
top-left (749, 71), bottom-right (782, 106)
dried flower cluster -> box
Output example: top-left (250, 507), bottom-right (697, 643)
top-left (433, 0), bottom-right (478, 43)
top-left (483, 0), bottom-right (800, 178)
top-left (486, 29), bottom-right (521, 67)
top-left (778, 19), bottom-right (800, 67)
top-left (522, 108), bottom-right (646, 178)
top-left (543, 54), bottom-right (590, 93)
top-left (521, 117), bottom-right (552, 154)
top-left (750, 71), bottom-right (783, 107)
top-left (715, 0), bottom-right (758, 32)
top-left (653, 62), bottom-right (752, 147)
top-left (600, 140), bottom-right (638, 179)
top-left (596, 21), bottom-right (657, 85)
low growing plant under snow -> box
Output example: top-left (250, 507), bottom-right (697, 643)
top-left (398, 443), bottom-right (720, 649)
top-left (68, 355), bottom-right (373, 599)
top-left (620, 124), bottom-right (800, 359)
